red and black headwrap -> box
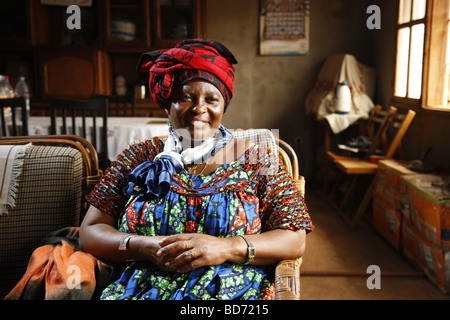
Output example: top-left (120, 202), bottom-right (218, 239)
top-left (137, 39), bottom-right (238, 110)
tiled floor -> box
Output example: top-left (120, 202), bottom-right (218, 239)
top-left (300, 190), bottom-right (450, 300)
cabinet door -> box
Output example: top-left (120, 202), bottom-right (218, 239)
top-left (153, 0), bottom-right (206, 48)
top-left (0, 0), bottom-right (48, 46)
top-left (39, 48), bottom-right (112, 99)
top-left (103, 0), bottom-right (151, 48)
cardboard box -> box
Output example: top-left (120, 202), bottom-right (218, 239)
top-left (372, 160), bottom-right (415, 248)
top-left (402, 223), bottom-right (450, 294)
top-left (401, 174), bottom-right (450, 247)
top-left (373, 197), bottom-right (402, 248)
top-left (373, 160), bottom-right (416, 209)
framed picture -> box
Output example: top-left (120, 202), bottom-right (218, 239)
top-left (259, 0), bottom-right (310, 55)
top-left (40, 0), bottom-right (92, 6)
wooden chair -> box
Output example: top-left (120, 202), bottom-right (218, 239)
top-left (0, 97), bottom-right (28, 136)
top-left (324, 105), bottom-right (397, 192)
top-left (329, 108), bottom-right (416, 228)
top-left (0, 135), bottom-right (102, 298)
top-left (91, 94), bottom-right (136, 117)
top-left (50, 98), bottom-right (109, 169)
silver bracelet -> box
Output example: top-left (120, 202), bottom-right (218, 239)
top-left (118, 234), bottom-right (136, 251)
top-left (239, 235), bottom-right (255, 264)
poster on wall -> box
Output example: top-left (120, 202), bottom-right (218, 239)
top-left (259, 0), bottom-right (310, 55)
top-left (40, 0), bottom-right (92, 6)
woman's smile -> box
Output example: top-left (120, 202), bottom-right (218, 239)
top-left (189, 119), bottom-right (209, 128)
top-left (165, 80), bottom-right (225, 142)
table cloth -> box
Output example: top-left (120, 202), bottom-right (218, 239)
top-left (25, 117), bottom-right (169, 161)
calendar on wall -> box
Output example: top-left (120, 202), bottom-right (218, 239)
top-left (259, 0), bottom-right (310, 55)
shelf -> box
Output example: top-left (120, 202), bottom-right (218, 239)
top-left (30, 98), bottom-right (167, 118)
top-left (1, 0), bottom-right (206, 113)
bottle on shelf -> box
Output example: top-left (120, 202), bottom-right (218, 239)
top-left (0, 75), bottom-right (7, 99)
top-left (4, 76), bottom-right (15, 98)
top-left (15, 76), bottom-right (30, 120)
top-left (0, 75), bottom-right (12, 122)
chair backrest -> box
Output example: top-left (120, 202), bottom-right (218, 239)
top-left (364, 104), bottom-right (382, 140)
top-left (0, 135), bottom-right (101, 297)
top-left (91, 94), bottom-right (136, 117)
top-left (357, 107), bottom-right (415, 162)
top-left (277, 138), bottom-right (305, 197)
top-left (232, 129), bottom-right (304, 197)
top-left (384, 108), bottom-right (416, 159)
top-left (232, 128), bottom-right (278, 152)
top-left (365, 105), bottom-right (394, 142)
top-left (50, 98), bottom-right (109, 169)
top-left (0, 97), bottom-right (28, 136)
top-left (364, 106), bottom-right (398, 159)
top-left (0, 134), bottom-right (102, 195)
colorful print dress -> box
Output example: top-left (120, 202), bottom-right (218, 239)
top-left (86, 137), bottom-right (313, 300)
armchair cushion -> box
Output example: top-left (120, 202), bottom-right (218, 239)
top-left (0, 145), bottom-right (84, 298)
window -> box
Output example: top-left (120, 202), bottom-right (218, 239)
top-left (393, 0), bottom-right (450, 111)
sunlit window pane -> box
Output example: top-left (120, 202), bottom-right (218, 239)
top-left (412, 0), bottom-right (427, 20)
top-left (395, 27), bottom-right (410, 97)
top-left (447, 21), bottom-right (450, 104)
top-left (408, 24), bottom-right (425, 99)
top-left (399, 0), bottom-right (412, 23)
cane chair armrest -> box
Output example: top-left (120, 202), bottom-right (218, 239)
top-left (275, 257), bottom-right (302, 300)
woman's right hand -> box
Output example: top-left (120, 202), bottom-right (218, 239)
top-left (130, 235), bottom-right (178, 272)
top-left (80, 206), bottom-right (175, 271)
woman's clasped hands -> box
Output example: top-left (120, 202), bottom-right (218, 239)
top-left (155, 233), bottom-right (242, 273)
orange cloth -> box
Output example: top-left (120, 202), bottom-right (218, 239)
top-left (4, 227), bottom-right (114, 300)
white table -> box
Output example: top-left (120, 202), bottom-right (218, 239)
top-left (26, 116), bottom-right (169, 161)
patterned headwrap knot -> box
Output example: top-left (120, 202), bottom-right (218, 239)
top-left (137, 39), bottom-right (238, 110)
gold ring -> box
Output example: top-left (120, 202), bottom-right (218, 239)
top-left (185, 250), bottom-right (195, 261)
top-left (184, 240), bottom-right (188, 251)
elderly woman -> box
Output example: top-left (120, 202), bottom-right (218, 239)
top-left (79, 39), bottom-right (313, 300)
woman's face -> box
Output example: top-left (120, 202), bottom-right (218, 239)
top-left (165, 80), bottom-right (225, 143)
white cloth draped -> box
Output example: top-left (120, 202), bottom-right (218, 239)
top-left (0, 143), bottom-right (31, 214)
top-left (305, 54), bottom-right (376, 134)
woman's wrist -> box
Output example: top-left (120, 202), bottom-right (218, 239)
top-left (226, 236), bottom-right (249, 264)
top-left (126, 235), bottom-right (165, 263)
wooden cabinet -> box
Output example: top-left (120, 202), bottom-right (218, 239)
top-left (101, 0), bottom-right (206, 49)
top-left (0, 0), bottom-right (206, 116)
top-left (154, 0), bottom-right (206, 48)
top-left (103, 0), bottom-right (151, 47)
top-left (39, 47), bottom-right (112, 99)
top-left (0, 1), bottom-right (48, 46)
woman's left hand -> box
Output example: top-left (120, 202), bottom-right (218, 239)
top-left (156, 233), bottom-right (239, 273)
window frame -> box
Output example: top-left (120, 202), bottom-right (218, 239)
top-left (392, 0), bottom-right (450, 114)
